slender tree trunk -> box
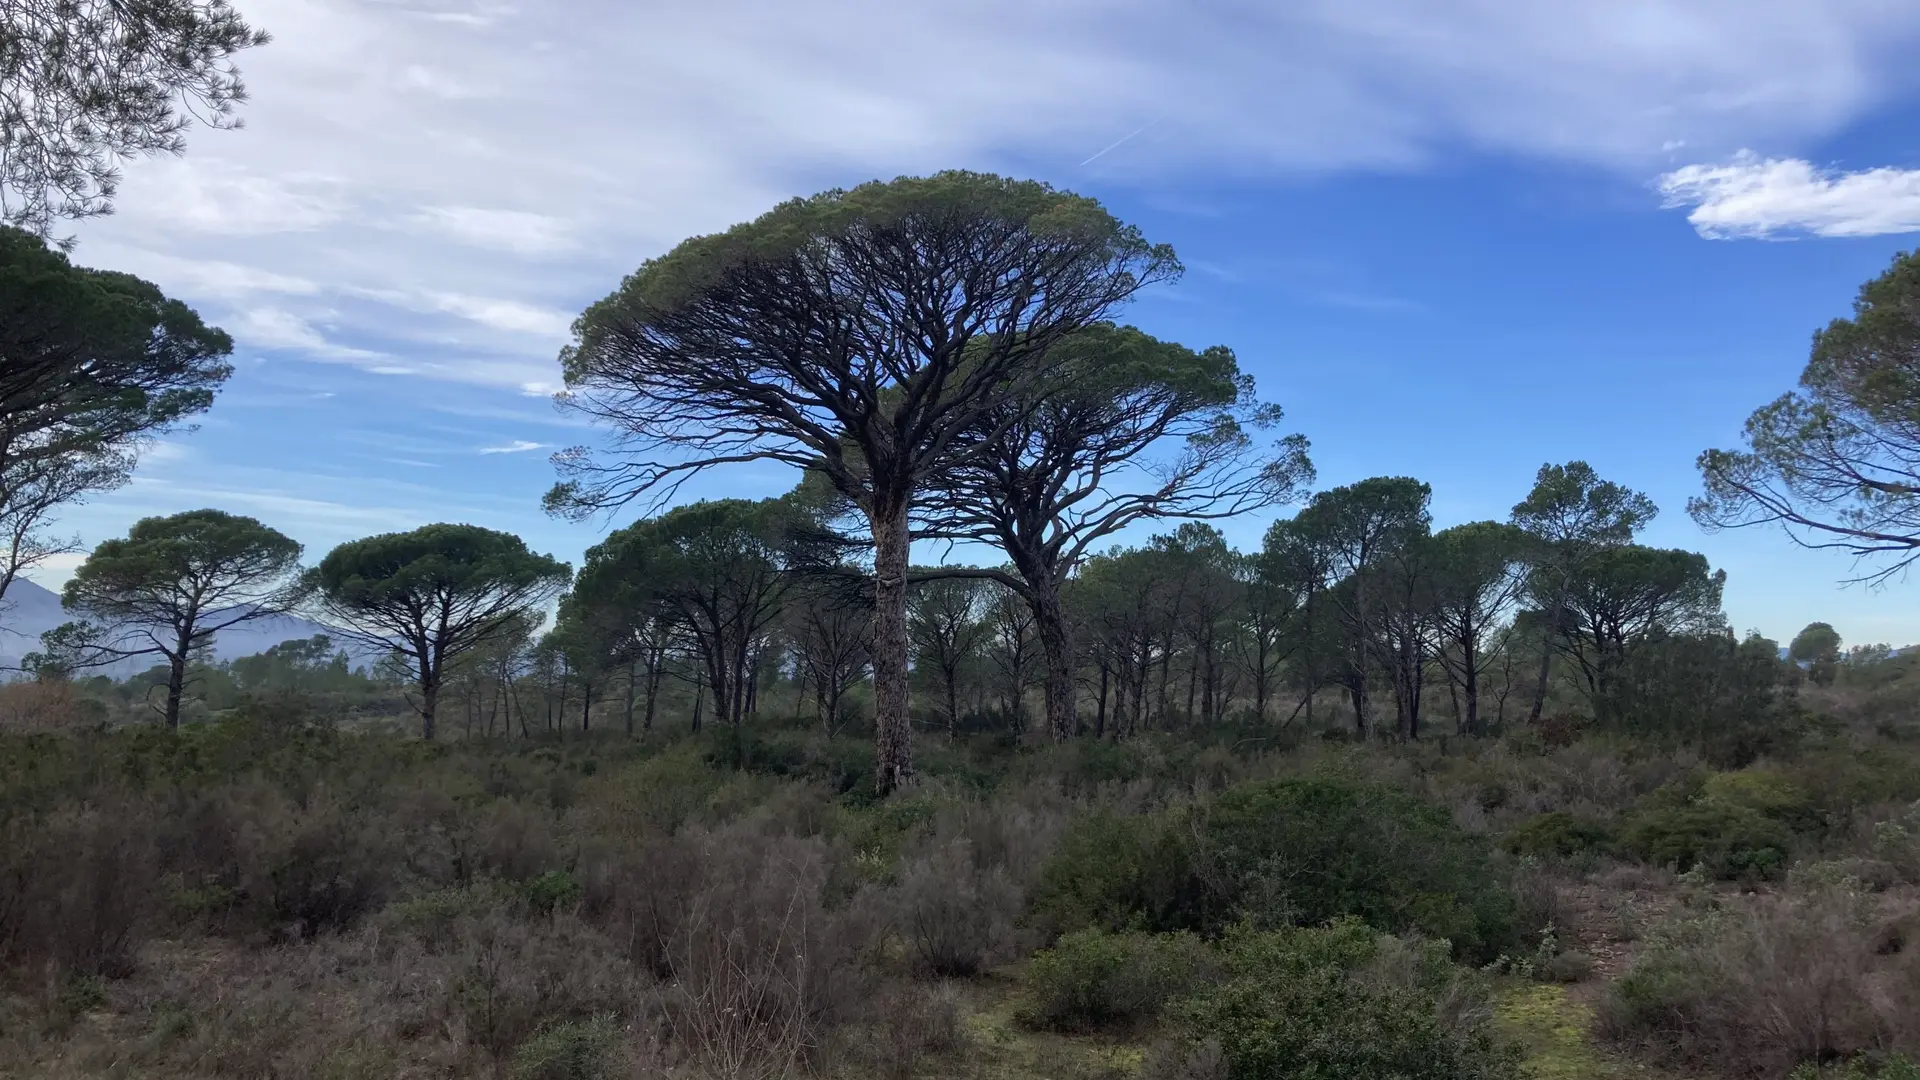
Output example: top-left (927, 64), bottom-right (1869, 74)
top-left (1095, 663), bottom-right (1109, 738)
top-left (1528, 582), bottom-right (1568, 725)
top-left (1352, 576), bottom-right (1371, 737)
top-left (945, 664), bottom-right (960, 740)
top-left (581, 680), bottom-right (593, 732)
top-left (1527, 638), bottom-right (1553, 724)
top-left (1030, 579), bottom-right (1078, 741)
top-left (1156, 645), bottom-right (1172, 729)
top-left (1184, 650), bottom-right (1199, 726)
top-left (1253, 636), bottom-right (1271, 719)
top-left (644, 655), bottom-right (662, 732)
top-left (1304, 592), bottom-right (1318, 730)
top-left (1464, 648), bottom-right (1481, 737)
top-left (623, 659), bottom-right (639, 735)
top-left (870, 500), bottom-right (914, 794)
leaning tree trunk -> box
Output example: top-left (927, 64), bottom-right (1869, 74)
top-left (1030, 578), bottom-right (1078, 742)
top-left (1528, 580), bottom-right (1569, 725)
top-left (870, 498), bottom-right (915, 795)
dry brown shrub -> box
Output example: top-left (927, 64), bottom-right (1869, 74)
top-left (660, 827), bottom-right (868, 1080)
top-left (931, 780), bottom-right (1073, 891)
top-left (1600, 882), bottom-right (1920, 1075)
top-left (1141, 1036), bottom-right (1228, 1080)
top-left (845, 979), bottom-right (969, 1080)
top-left (469, 799), bottom-right (569, 882)
top-left (73, 905), bottom-right (653, 1078)
top-left (885, 837), bottom-right (1022, 978)
top-left (0, 679), bottom-right (93, 733)
top-left (225, 784), bottom-right (395, 939)
top-left (0, 801), bottom-right (159, 978)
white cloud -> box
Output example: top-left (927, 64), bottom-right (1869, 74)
top-left (421, 292), bottom-right (573, 337)
top-left (233, 309), bottom-right (385, 361)
top-left (64, 0), bottom-right (1920, 389)
top-left (140, 441), bottom-right (195, 466)
top-left (478, 440), bottom-right (546, 454)
top-left (408, 205), bottom-right (577, 255)
top-left (125, 157), bottom-right (345, 235)
top-left (1657, 152), bottom-right (1920, 238)
top-left (80, 248), bottom-right (320, 300)
top-left (399, 65), bottom-right (488, 99)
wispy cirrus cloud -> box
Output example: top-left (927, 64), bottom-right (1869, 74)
top-left (478, 440), bottom-right (547, 455)
top-left (1657, 152), bottom-right (1920, 238)
top-left (233, 309), bottom-right (386, 361)
top-left (407, 205), bottom-right (578, 255)
top-left (70, 0), bottom-right (1920, 393)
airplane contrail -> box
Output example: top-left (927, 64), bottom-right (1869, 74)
top-left (1079, 124), bottom-right (1152, 167)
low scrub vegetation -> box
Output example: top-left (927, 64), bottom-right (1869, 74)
top-left (1, 649), bottom-right (1918, 1079)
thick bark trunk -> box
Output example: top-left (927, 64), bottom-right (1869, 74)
top-left (1030, 579), bottom-right (1077, 741)
top-left (644, 660), bottom-right (661, 732)
top-left (163, 652), bottom-right (188, 731)
top-left (870, 501), bottom-right (914, 795)
top-left (421, 676), bottom-right (440, 741)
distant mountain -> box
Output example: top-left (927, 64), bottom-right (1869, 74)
top-left (0, 577), bottom-right (355, 675)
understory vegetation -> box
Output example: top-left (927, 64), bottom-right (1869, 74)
top-left (4, 656), bottom-right (1920, 1079)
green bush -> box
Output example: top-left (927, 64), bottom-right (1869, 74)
top-left (1702, 768), bottom-right (1821, 833)
top-left (1168, 920), bottom-right (1521, 1080)
top-left (380, 883), bottom-right (500, 947)
top-left (523, 870), bottom-right (583, 915)
top-left (1204, 776), bottom-right (1520, 960)
top-left (1019, 929), bottom-right (1213, 1032)
top-left (1027, 808), bottom-right (1206, 936)
top-left (1619, 802), bottom-right (1793, 879)
top-left (1503, 812), bottom-right (1614, 860)
top-left (510, 1016), bottom-right (619, 1080)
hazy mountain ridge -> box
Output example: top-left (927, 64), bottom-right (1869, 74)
top-left (0, 578), bottom-right (355, 675)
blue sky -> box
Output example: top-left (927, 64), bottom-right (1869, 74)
top-left (34, 0), bottom-right (1920, 646)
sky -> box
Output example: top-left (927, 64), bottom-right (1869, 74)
top-left (31, 0), bottom-right (1920, 647)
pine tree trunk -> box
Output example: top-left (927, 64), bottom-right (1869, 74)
top-left (946, 665), bottom-right (960, 740)
top-left (421, 675), bottom-right (440, 741)
top-left (1095, 664), bottom-right (1109, 739)
top-left (1031, 579), bottom-right (1078, 741)
top-left (163, 644), bottom-right (189, 731)
top-left (870, 499), bottom-right (915, 795)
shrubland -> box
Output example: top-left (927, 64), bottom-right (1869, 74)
top-left (0, 656), bottom-right (1917, 1080)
